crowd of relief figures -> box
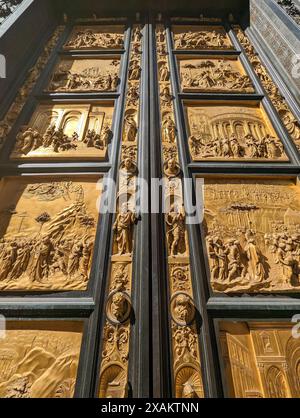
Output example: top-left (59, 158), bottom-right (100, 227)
top-left (0, 26), bottom-right (64, 150)
top-left (173, 26), bottom-right (233, 50)
top-left (47, 58), bottom-right (120, 92)
top-left (186, 104), bottom-right (287, 161)
top-left (203, 178), bottom-right (300, 292)
top-left (156, 25), bottom-right (204, 400)
top-left (0, 178), bottom-right (100, 291)
top-left (0, 322), bottom-right (82, 398)
top-left (64, 26), bottom-right (124, 50)
top-left (179, 58), bottom-right (254, 93)
top-left (234, 27), bottom-right (300, 152)
top-left (98, 25), bottom-right (143, 399)
top-left (220, 322), bottom-right (300, 398)
top-left (11, 104), bottom-right (113, 160)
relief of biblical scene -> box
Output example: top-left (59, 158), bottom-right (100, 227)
top-left (178, 56), bottom-right (254, 93)
top-left (203, 177), bottom-right (300, 293)
top-left (0, 321), bottom-right (83, 398)
top-left (10, 103), bottom-right (114, 161)
top-left (219, 321), bottom-right (300, 398)
top-left (46, 57), bottom-right (120, 92)
top-left (172, 25), bottom-right (234, 50)
top-left (186, 102), bottom-right (288, 161)
top-left (0, 176), bottom-right (101, 291)
top-left (64, 25), bottom-right (124, 50)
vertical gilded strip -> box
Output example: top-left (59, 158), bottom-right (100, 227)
top-left (0, 26), bottom-right (65, 150)
top-left (156, 24), bottom-right (204, 398)
top-left (233, 25), bottom-right (300, 152)
top-left (98, 25), bottom-right (143, 398)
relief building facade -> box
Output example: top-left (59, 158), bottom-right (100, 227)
top-left (0, 0), bottom-right (300, 398)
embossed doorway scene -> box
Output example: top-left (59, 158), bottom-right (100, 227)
top-left (1, 1), bottom-right (300, 399)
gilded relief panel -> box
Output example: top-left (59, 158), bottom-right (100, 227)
top-left (64, 25), bottom-right (124, 50)
top-left (219, 321), bottom-right (300, 398)
top-left (0, 321), bottom-right (83, 398)
top-left (178, 56), bottom-right (254, 93)
top-left (202, 177), bottom-right (300, 293)
top-left (186, 102), bottom-right (287, 161)
top-left (10, 103), bottom-right (114, 161)
top-left (46, 57), bottom-right (120, 92)
top-left (172, 25), bottom-right (234, 50)
top-left (0, 176), bottom-right (102, 291)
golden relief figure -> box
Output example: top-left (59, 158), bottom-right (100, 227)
top-left (10, 103), bottom-right (113, 161)
top-left (219, 321), bottom-right (300, 398)
top-left (173, 25), bottom-right (233, 50)
top-left (0, 321), bottom-right (83, 398)
top-left (186, 103), bottom-right (287, 161)
top-left (202, 177), bottom-right (300, 293)
top-left (0, 176), bottom-right (101, 291)
top-left (47, 57), bottom-right (120, 92)
top-left (179, 57), bottom-right (254, 93)
top-left (64, 25), bottom-right (124, 50)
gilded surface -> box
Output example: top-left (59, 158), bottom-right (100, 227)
top-left (203, 177), bottom-right (300, 292)
top-left (178, 57), bottom-right (254, 93)
top-left (98, 25), bottom-right (143, 399)
top-left (10, 103), bottom-right (114, 161)
top-left (47, 57), bottom-right (120, 92)
top-left (234, 26), bottom-right (300, 152)
top-left (157, 24), bottom-right (204, 398)
top-left (186, 103), bottom-right (287, 161)
top-left (0, 321), bottom-right (83, 398)
top-left (64, 25), bottom-right (124, 50)
top-left (0, 176), bottom-right (101, 291)
top-left (173, 25), bottom-right (233, 50)
top-left (0, 26), bottom-right (65, 151)
top-left (220, 321), bottom-right (300, 398)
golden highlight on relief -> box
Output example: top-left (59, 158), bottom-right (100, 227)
top-left (11, 103), bottom-right (114, 160)
top-left (47, 57), bottom-right (120, 92)
top-left (0, 321), bottom-right (83, 398)
top-left (178, 57), bottom-right (254, 93)
top-left (203, 177), bottom-right (300, 292)
top-left (64, 25), bottom-right (124, 50)
top-left (186, 102), bottom-right (287, 161)
top-left (173, 25), bottom-right (233, 50)
top-left (0, 176), bottom-right (101, 291)
top-left (219, 321), bottom-right (300, 398)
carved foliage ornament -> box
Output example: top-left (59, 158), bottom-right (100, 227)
top-left (99, 25), bottom-right (143, 399)
top-left (0, 26), bottom-right (65, 150)
top-left (234, 26), bottom-right (300, 152)
top-left (156, 24), bottom-right (203, 398)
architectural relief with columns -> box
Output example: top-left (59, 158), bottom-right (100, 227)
top-left (186, 103), bottom-right (287, 161)
top-left (220, 321), bottom-right (300, 398)
top-left (10, 103), bottom-right (114, 160)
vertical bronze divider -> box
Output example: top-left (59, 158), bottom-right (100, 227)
top-left (97, 24), bottom-right (144, 398)
top-left (155, 23), bottom-right (204, 398)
